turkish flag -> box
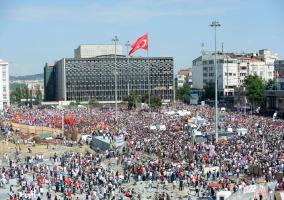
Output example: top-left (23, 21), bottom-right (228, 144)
top-left (128, 33), bottom-right (148, 55)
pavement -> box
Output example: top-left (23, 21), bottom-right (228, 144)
top-left (0, 143), bottom-right (202, 200)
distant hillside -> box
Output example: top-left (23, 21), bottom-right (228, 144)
top-left (10, 73), bottom-right (44, 81)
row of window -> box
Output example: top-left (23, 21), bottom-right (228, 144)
top-left (203, 73), bottom-right (215, 77)
top-left (203, 67), bottom-right (214, 71)
top-left (66, 90), bottom-right (172, 101)
top-left (224, 73), bottom-right (237, 76)
top-left (202, 59), bottom-right (242, 65)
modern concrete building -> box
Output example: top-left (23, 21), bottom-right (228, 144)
top-left (265, 59), bottom-right (284, 115)
top-left (44, 63), bottom-right (56, 101)
top-left (176, 68), bottom-right (192, 88)
top-left (74, 44), bottom-right (123, 58)
top-left (0, 59), bottom-right (10, 109)
top-left (192, 49), bottom-right (277, 96)
top-left (44, 55), bottom-right (174, 102)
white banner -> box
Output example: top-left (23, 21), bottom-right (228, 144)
top-left (243, 185), bottom-right (256, 194)
top-left (114, 135), bottom-right (124, 146)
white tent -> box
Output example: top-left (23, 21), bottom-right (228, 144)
top-left (237, 128), bottom-right (248, 136)
top-left (216, 191), bottom-right (232, 200)
top-left (177, 110), bottom-right (191, 116)
top-left (159, 125), bottom-right (166, 131)
top-left (164, 111), bottom-right (175, 115)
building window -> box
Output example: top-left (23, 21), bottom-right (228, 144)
top-left (209, 73), bottom-right (214, 77)
top-left (209, 60), bottom-right (214, 64)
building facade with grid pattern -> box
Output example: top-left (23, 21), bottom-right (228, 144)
top-left (45, 55), bottom-right (174, 102)
top-left (0, 59), bottom-right (9, 110)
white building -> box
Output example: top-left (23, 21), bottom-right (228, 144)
top-left (176, 68), bottom-right (192, 88)
top-left (74, 44), bottom-right (123, 58)
top-left (0, 59), bottom-right (10, 109)
top-left (192, 49), bottom-right (277, 96)
top-left (265, 59), bottom-right (284, 113)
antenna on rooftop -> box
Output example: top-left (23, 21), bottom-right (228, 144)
top-left (201, 43), bottom-right (205, 55)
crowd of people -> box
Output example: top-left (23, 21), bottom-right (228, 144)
top-left (0, 104), bottom-right (283, 199)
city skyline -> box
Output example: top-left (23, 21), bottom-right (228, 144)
top-left (0, 0), bottom-right (284, 75)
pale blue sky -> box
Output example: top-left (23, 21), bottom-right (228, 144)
top-left (0, 0), bottom-right (283, 75)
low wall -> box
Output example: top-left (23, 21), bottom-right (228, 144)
top-left (11, 123), bottom-right (62, 137)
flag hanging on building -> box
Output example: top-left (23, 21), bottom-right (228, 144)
top-left (128, 33), bottom-right (148, 55)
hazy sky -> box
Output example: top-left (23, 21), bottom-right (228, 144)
top-left (0, 0), bottom-right (284, 75)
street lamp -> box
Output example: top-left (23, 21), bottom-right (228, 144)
top-left (210, 20), bottom-right (221, 141)
top-left (112, 36), bottom-right (119, 122)
top-left (125, 41), bottom-right (130, 56)
top-left (125, 41), bottom-right (131, 96)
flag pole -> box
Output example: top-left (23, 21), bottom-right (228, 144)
top-left (125, 41), bottom-right (130, 96)
top-left (147, 46), bottom-right (151, 109)
top-left (112, 35), bottom-right (119, 122)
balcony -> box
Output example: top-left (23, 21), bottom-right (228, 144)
top-left (265, 90), bottom-right (284, 97)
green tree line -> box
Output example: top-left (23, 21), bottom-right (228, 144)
top-left (10, 86), bottom-right (42, 105)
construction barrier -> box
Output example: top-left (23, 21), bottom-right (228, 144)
top-left (11, 123), bottom-right (62, 137)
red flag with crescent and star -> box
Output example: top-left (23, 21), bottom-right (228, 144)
top-left (128, 33), bottom-right (148, 55)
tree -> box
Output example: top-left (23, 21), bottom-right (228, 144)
top-left (88, 98), bottom-right (98, 106)
top-left (69, 100), bottom-right (80, 106)
top-left (141, 94), bottom-right (162, 109)
top-left (176, 84), bottom-right (191, 104)
top-left (35, 87), bottom-right (43, 103)
top-left (10, 86), bottom-right (28, 104)
top-left (244, 75), bottom-right (265, 109)
top-left (149, 95), bottom-right (162, 108)
top-left (22, 86), bottom-right (29, 104)
top-left (10, 87), bottom-right (22, 104)
top-left (69, 102), bottom-right (77, 106)
top-left (201, 81), bottom-right (215, 100)
top-left (123, 92), bottom-right (141, 110)
top-left (265, 78), bottom-right (275, 90)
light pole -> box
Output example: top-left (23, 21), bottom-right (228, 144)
top-left (61, 109), bottom-right (64, 138)
top-left (210, 20), bottom-right (221, 141)
top-left (112, 36), bottom-right (119, 122)
top-left (125, 41), bottom-right (131, 96)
